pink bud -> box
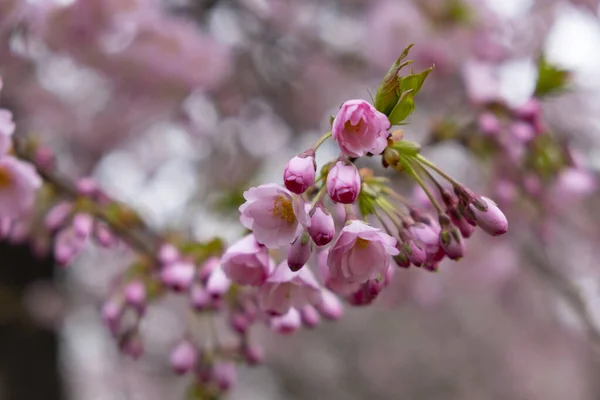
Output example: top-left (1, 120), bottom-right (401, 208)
top-left (212, 362), bottom-right (237, 391)
top-left (54, 228), bottom-right (84, 266)
top-left (160, 261), bottom-right (195, 292)
top-left (101, 297), bottom-right (124, 335)
top-left (76, 178), bottom-right (98, 196)
top-left (169, 340), bottom-right (197, 375)
top-left (469, 197), bottom-right (508, 236)
top-left (198, 256), bottom-right (219, 285)
top-left (478, 112), bottom-right (501, 136)
top-left (44, 201), bottom-right (72, 231)
top-left (346, 279), bottom-right (384, 306)
top-left (230, 312), bottom-right (250, 334)
top-left (119, 331), bottom-right (144, 360)
top-left (439, 228), bottom-right (465, 260)
top-left (242, 343), bottom-right (264, 365)
top-left (510, 121), bottom-right (535, 143)
top-left (270, 308), bottom-right (302, 334)
top-left (34, 146), bottom-right (55, 169)
top-left (158, 243), bottom-right (180, 265)
top-left (283, 154), bottom-right (316, 194)
top-left (124, 280), bottom-right (146, 314)
top-left (94, 223), bottom-right (116, 247)
top-left (189, 285), bottom-right (212, 311)
top-left (326, 161), bottom-right (361, 204)
top-left (300, 305), bottom-right (320, 328)
top-left (287, 232), bottom-right (312, 271)
top-left (206, 265), bottom-right (231, 298)
top-left (316, 289), bottom-right (344, 320)
top-left (72, 213), bottom-right (94, 239)
top-left (0, 218), bottom-right (12, 239)
top-left (404, 240), bottom-right (426, 267)
top-left (409, 223), bottom-right (440, 255)
top-left (307, 205), bottom-right (335, 246)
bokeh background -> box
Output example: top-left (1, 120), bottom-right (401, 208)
top-left (2, 0), bottom-right (600, 399)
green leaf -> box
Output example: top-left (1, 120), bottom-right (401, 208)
top-left (357, 190), bottom-right (376, 217)
top-left (535, 56), bottom-right (570, 97)
top-left (374, 44), bottom-right (415, 115)
top-left (391, 140), bottom-right (421, 157)
top-left (388, 90), bottom-right (415, 125)
top-left (400, 66), bottom-right (434, 95)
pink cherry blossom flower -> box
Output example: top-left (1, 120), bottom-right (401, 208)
top-left (327, 220), bottom-right (398, 283)
top-left (239, 184), bottom-right (310, 248)
top-left (332, 99), bottom-right (391, 157)
top-left (0, 110), bottom-right (15, 155)
top-left (160, 260), bottom-right (195, 292)
top-left (0, 156), bottom-right (42, 218)
top-left (469, 197), bottom-right (508, 236)
top-left (258, 261), bottom-right (322, 316)
top-left (326, 161), bottom-right (361, 204)
top-left (221, 234), bottom-right (272, 286)
top-left (283, 153), bottom-right (316, 194)
top-left (318, 248), bottom-right (361, 295)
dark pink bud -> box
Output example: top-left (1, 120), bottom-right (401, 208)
top-left (212, 362), bottom-right (237, 391)
top-left (439, 227), bottom-right (465, 260)
top-left (326, 161), bottom-right (361, 204)
top-left (94, 223), bottom-right (116, 247)
top-left (124, 280), bottom-right (146, 314)
top-left (284, 154), bottom-right (316, 194)
top-left (393, 249), bottom-right (410, 268)
top-left (287, 232), bottom-right (312, 271)
top-left (404, 240), bottom-right (426, 267)
top-left (469, 197), bottom-right (508, 236)
top-left (300, 305), bottom-right (320, 328)
top-left (229, 312), bottom-right (250, 334)
top-left (307, 205), bottom-right (335, 246)
top-left (449, 209), bottom-right (475, 238)
top-left (119, 331), bottom-right (143, 360)
top-left (169, 340), bottom-right (197, 375)
top-left (34, 146), bottom-right (55, 169)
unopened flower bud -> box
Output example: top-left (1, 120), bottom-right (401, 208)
top-left (316, 289), bottom-right (344, 320)
top-left (287, 232), bottom-right (312, 271)
top-left (76, 178), bottom-right (98, 196)
top-left (404, 240), bottom-right (426, 267)
top-left (158, 243), bottom-right (180, 265)
top-left (307, 205), bottom-right (335, 246)
top-left (469, 197), bottom-right (508, 236)
top-left (478, 112), bottom-right (501, 136)
top-left (242, 343), bottom-right (264, 365)
top-left (169, 340), bottom-right (197, 375)
top-left (393, 249), bottom-right (410, 268)
top-left (119, 330), bottom-right (144, 360)
top-left (72, 213), bottom-right (93, 239)
top-left (326, 161), bottom-right (361, 204)
top-left (101, 297), bottom-right (124, 335)
top-left (189, 285), bottom-right (212, 311)
top-left (124, 280), bottom-right (146, 314)
top-left (230, 312), bottom-right (250, 334)
top-left (283, 153), bottom-right (316, 194)
top-left (44, 201), bottom-right (72, 231)
top-left (439, 226), bottom-right (465, 260)
top-left (212, 362), bottom-right (237, 391)
top-left (94, 223), bottom-right (116, 247)
top-left (160, 261), bottom-right (195, 292)
top-left (198, 256), bottom-right (219, 285)
top-left (206, 265), bottom-right (231, 299)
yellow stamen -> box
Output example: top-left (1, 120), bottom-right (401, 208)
top-left (272, 196), bottom-right (296, 224)
top-left (344, 120), bottom-right (365, 135)
top-left (0, 166), bottom-right (14, 189)
top-left (355, 238), bottom-right (370, 249)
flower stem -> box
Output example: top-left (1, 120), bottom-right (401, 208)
top-left (414, 154), bottom-right (462, 188)
top-left (312, 131), bottom-right (332, 151)
top-left (399, 158), bottom-right (444, 215)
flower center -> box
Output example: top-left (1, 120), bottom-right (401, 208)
top-left (272, 196), bottom-right (296, 224)
top-left (344, 119), bottom-right (365, 135)
top-left (355, 238), bottom-right (370, 249)
top-left (0, 166), bottom-right (14, 189)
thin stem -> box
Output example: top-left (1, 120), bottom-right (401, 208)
top-left (311, 184), bottom-right (328, 207)
top-left (312, 131), bottom-right (332, 151)
top-left (381, 187), bottom-right (411, 207)
top-left (415, 154), bottom-right (462, 188)
top-left (375, 197), bottom-right (404, 228)
top-left (400, 159), bottom-right (444, 215)
top-left (373, 209), bottom-right (397, 238)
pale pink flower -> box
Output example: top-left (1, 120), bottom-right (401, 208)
top-left (239, 184), bottom-right (310, 248)
top-left (326, 161), bottom-right (361, 204)
top-left (0, 110), bottom-right (15, 155)
top-left (318, 249), bottom-right (360, 295)
top-left (258, 261), bottom-right (322, 316)
top-left (160, 260), bottom-right (195, 292)
top-left (409, 222), bottom-right (441, 255)
top-left (283, 153), bottom-right (316, 194)
top-left (327, 220), bottom-right (398, 283)
top-left (0, 157), bottom-right (42, 218)
top-left (221, 234), bottom-right (272, 286)
top-left (469, 197), bottom-right (508, 236)
top-left (307, 204), bottom-right (335, 246)
top-left (332, 99), bottom-right (391, 157)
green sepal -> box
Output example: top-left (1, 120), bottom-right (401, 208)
top-left (535, 55), bottom-right (570, 97)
